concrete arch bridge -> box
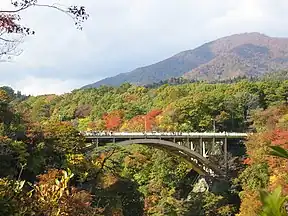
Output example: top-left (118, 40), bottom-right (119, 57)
top-left (83, 132), bottom-right (248, 177)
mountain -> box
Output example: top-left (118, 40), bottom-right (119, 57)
top-left (83, 32), bottom-right (288, 88)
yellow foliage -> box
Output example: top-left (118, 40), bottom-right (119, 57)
top-left (269, 175), bottom-right (278, 186)
top-left (268, 173), bottom-right (288, 195)
top-left (66, 154), bottom-right (85, 165)
top-left (0, 89), bottom-right (10, 102)
top-left (100, 173), bottom-right (118, 189)
top-left (237, 190), bottom-right (262, 216)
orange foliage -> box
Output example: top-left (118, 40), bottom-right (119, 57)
top-left (237, 190), bottom-right (262, 216)
top-left (25, 122), bottom-right (44, 145)
top-left (121, 115), bottom-right (145, 132)
top-left (264, 129), bottom-right (288, 170)
top-left (147, 109), bottom-right (162, 119)
top-left (266, 128), bottom-right (288, 194)
top-left (120, 109), bottom-right (162, 132)
top-left (253, 105), bottom-right (288, 131)
top-left (270, 129), bottom-right (288, 147)
top-left (239, 106), bottom-right (288, 216)
top-left (144, 194), bottom-right (160, 212)
top-left (124, 151), bottom-right (148, 169)
top-left (146, 109), bottom-right (162, 131)
top-left (101, 173), bottom-right (118, 189)
top-left (88, 120), bottom-right (106, 131)
top-left (32, 169), bottom-right (104, 215)
top-left (244, 132), bottom-right (270, 164)
top-left (103, 110), bottom-right (124, 131)
top-left (243, 157), bottom-right (252, 165)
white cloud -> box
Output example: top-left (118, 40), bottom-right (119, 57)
top-left (6, 76), bottom-right (88, 96)
top-left (0, 0), bottom-right (288, 95)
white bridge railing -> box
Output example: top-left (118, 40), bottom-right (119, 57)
top-left (81, 131), bottom-right (248, 138)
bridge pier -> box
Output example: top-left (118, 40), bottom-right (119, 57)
top-left (203, 141), bottom-right (207, 158)
top-left (199, 137), bottom-right (203, 156)
top-left (224, 137), bottom-right (228, 173)
top-left (190, 141), bottom-right (195, 151)
top-left (92, 138), bottom-right (99, 148)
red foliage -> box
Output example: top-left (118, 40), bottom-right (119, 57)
top-left (243, 157), bottom-right (252, 165)
top-left (270, 129), bottom-right (288, 147)
top-left (147, 109), bottom-right (162, 119)
top-left (122, 110), bottom-right (162, 132)
top-left (0, 14), bottom-right (17, 32)
top-left (125, 115), bottom-right (145, 131)
top-left (266, 129), bottom-right (288, 171)
top-left (263, 128), bottom-right (288, 194)
top-left (103, 110), bottom-right (123, 131)
top-left (0, 13), bottom-right (35, 35)
top-left (33, 169), bottom-right (104, 215)
top-left (145, 109), bottom-right (162, 131)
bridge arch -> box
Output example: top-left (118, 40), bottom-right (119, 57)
top-left (113, 139), bottom-right (223, 176)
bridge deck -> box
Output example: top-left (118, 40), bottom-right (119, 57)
top-left (84, 132), bottom-right (248, 139)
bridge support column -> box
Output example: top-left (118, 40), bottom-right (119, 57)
top-left (199, 137), bottom-right (203, 156)
top-left (203, 140), bottom-right (209, 158)
top-left (203, 141), bottom-right (206, 157)
top-left (113, 138), bottom-right (116, 144)
top-left (190, 141), bottom-right (195, 151)
top-left (224, 137), bottom-right (228, 174)
top-left (93, 138), bottom-right (99, 148)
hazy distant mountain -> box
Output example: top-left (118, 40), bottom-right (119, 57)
top-left (82, 32), bottom-right (288, 88)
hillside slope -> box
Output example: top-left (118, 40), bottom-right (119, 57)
top-left (83, 32), bottom-right (288, 88)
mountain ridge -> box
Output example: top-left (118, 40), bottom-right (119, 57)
top-left (82, 32), bottom-right (288, 88)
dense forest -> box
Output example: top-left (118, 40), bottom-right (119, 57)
top-left (0, 76), bottom-right (288, 215)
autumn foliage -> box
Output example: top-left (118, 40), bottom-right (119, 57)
top-left (0, 169), bottom-right (104, 215)
top-left (0, 90), bottom-right (10, 102)
top-left (237, 105), bottom-right (288, 216)
top-left (120, 109), bottom-right (162, 132)
top-left (0, 14), bottom-right (20, 33)
top-left (103, 110), bottom-right (124, 130)
top-left (1, 78), bottom-right (288, 215)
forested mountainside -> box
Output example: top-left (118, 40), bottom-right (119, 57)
top-left (83, 32), bottom-right (288, 88)
top-left (18, 79), bottom-right (288, 133)
top-left (0, 77), bottom-right (288, 215)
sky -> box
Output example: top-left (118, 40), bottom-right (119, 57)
top-left (1, 0), bottom-right (288, 95)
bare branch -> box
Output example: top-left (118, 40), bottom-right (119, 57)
top-left (0, 32), bottom-right (24, 62)
top-left (0, 0), bottom-right (89, 61)
top-left (34, 3), bottom-right (74, 20)
top-left (0, 5), bottom-right (30, 13)
top-left (0, 36), bottom-right (17, 42)
top-left (0, 1), bottom-right (89, 30)
top-left (94, 149), bottom-right (118, 180)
